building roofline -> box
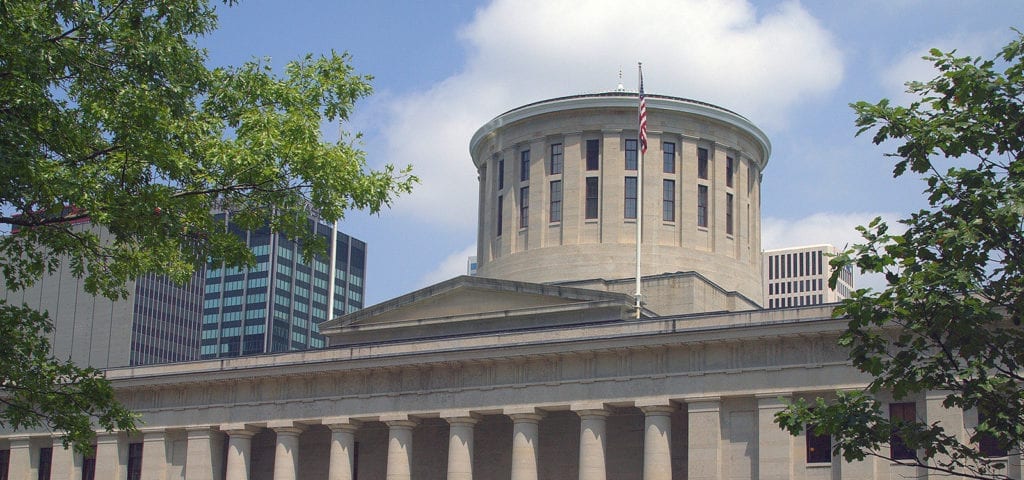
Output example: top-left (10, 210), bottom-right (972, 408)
top-left (469, 92), bottom-right (771, 168)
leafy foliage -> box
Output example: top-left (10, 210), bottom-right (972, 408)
top-left (776, 31), bottom-right (1024, 479)
top-left (0, 0), bottom-right (415, 452)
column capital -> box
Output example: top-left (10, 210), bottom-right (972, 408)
top-left (508, 413), bottom-right (544, 424)
top-left (574, 408), bottom-right (610, 419)
top-left (445, 416), bottom-right (479, 427)
top-left (385, 419), bottom-right (419, 429)
top-left (683, 397), bottom-right (721, 412)
top-left (640, 405), bottom-right (677, 415)
top-left (756, 393), bottom-right (792, 409)
top-left (325, 420), bottom-right (361, 434)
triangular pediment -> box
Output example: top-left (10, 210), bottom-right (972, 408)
top-left (320, 276), bottom-right (646, 346)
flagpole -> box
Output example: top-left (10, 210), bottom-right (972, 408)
top-left (635, 63), bottom-right (645, 319)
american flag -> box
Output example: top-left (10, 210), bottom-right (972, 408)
top-left (638, 64), bottom-right (648, 154)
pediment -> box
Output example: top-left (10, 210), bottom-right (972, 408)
top-left (320, 276), bottom-right (645, 345)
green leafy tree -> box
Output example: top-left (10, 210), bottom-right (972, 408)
top-left (0, 0), bottom-right (415, 452)
top-left (776, 31), bottom-right (1024, 479)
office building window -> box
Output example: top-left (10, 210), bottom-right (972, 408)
top-left (585, 177), bottom-right (599, 219)
top-left (890, 402), bottom-right (917, 460)
top-left (726, 156), bottom-right (734, 187)
top-left (496, 195), bottom-right (503, 236)
top-left (806, 419), bottom-right (831, 463)
top-left (726, 193), bottom-right (734, 235)
top-left (698, 147), bottom-right (709, 179)
top-left (625, 139), bottom-right (638, 170)
top-left (498, 158), bottom-right (504, 190)
top-left (624, 177), bottom-right (637, 219)
top-left (663, 180), bottom-right (675, 222)
top-left (520, 150), bottom-right (530, 181)
top-left (519, 187), bottom-right (529, 228)
top-left (550, 180), bottom-right (562, 222)
top-left (978, 408), bottom-right (1009, 458)
top-left (127, 443), bottom-right (143, 480)
top-left (697, 185), bottom-right (709, 227)
top-left (550, 143), bottom-right (563, 174)
top-left (663, 142), bottom-right (675, 173)
top-left (586, 139), bottom-right (600, 170)
top-left (37, 447), bottom-right (52, 480)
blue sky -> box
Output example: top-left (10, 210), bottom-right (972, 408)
top-left (201, 0), bottom-right (1023, 305)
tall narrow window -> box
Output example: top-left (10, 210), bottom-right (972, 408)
top-left (697, 185), bottom-right (709, 227)
top-left (127, 443), bottom-right (143, 480)
top-left (0, 450), bottom-right (9, 480)
top-left (520, 150), bottom-right (530, 181)
top-left (519, 186), bottom-right (529, 228)
top-left (698, 147), bottom-right (709, 179)
top-left (498, 158), bottom-right (504, 190)
top-left (890, 402), bottom-right (917, 460)
top-left (586, 139), bottom-right (600, 170)
top-left (496, 195), bottom-right (503, 236)
top-left (549, 180), bottom-right (562, 222)
top-left (625, 139), bottom-right (638, 170)
top-left (37, 447), bottom-right (52, 480)
top-left (663, 142), bottom-right (676, 173)
top-left (550, 143), bottom-right (563, 174)
top-left (726, 156), bottom-right (735, 187)
top-left (624, 177), bottom-right (638, 219)
top-left (585, 177), bottom-right (599, 219)
top-left (726, 193), bottom-right (734, 235)
top-left (806, 417), bottom-right (832, 463)
top-left (663, 179), bottom-right (676, 221)
top-left (978, 407), bottom-right (1009, 458)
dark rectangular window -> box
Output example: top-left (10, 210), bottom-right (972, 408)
top-left (624, 177), bottom-right (637, 219)
top-left (127, 443), bottom-right (143, 480)
top-left (806, 419), bottom-right (831, 463)
top-left (520, 150), bottom-right (530, 181)
top-left (663, 142), bottom-right (675, 173)
top-left (978, 408), bottom-right (1009, 458)
top-left (726, 156), bottom-right (734, 187)
top-left (697, 185), bottom-right (709, 227)
top-left (586, 140), bottom-right (600, 170)
top-left (498, 158), bottom-right (504, 190)
top-left (496, 195), bottom-right (503, 236)
top-left (0, 450), bottom-right (8, 480)
top-left (549, 180), bottom-right (562, 222)
top-left (663, 180), bottom-right (675, 222)
top-left (585, 177), bottom-right (599, 219)
top-left (519, 186), bottom-right (529, 228)
top-left (550, 143), bottom-right (563, 174)
top-left (890, 402), bottom-right (917, 460)
top-left (698, 147), bottom-right (709, 179)
top-left (37, 447), bottom-right (52, 480)
top-left (625, 139), bottom-right (638, 170)
top-left (726, 193), bottom-right (734, 235)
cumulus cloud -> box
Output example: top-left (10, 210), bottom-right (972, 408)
top-left (417, 243), bottom-right (477, 288)
top-left (378, 0), bottom-right (844, 230)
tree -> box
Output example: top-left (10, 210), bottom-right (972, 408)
top-left (775, 31), bottom-right (1024, 479)
top-left (0, 0), bottom-right (415, 452)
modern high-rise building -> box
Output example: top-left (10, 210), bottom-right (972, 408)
top-left (199, 212), bottom-right (366, 358)
top-left (762, 244), bottom-right (854, 309)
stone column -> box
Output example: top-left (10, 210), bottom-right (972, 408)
top-left (324, 419), bottom-right (360, 480)
top-left (222, 426), bottom-right (256, 480)
top-left (446, 416), bottom-right (477, 480)
top-left (686, 398), bottom-right (721, 480)
top-left (50, 437), bottom-right (79, 480)
top-left (755, 394), bottom-right (792, 480)
top-left (509, 413), bottom-right (542, 480)
top-left (271, 424), bottom-right (305, 480)
top-left (576, 408), bottom-right (609, 480)
top-left (7, 437), bottom-right (32, 480)
top-left (141, 429), bottom-right (170, 480)
top-left (96, 432), bottom-right (127, 480)
top-left (184, 427), bottom-right (218, 480)
top-left (385, 420), bottom-right (417, 480)
top-left (640, 405), bottom-right (674, 480)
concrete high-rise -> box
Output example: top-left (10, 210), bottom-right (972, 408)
top-left (763, 244), bottom-right (854, 309)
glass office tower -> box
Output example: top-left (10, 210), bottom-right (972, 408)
top-left (200, 213), bottom-right (366, 358)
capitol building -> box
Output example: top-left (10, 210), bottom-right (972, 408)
top-left (0, 92), bottom-right (1009, 479)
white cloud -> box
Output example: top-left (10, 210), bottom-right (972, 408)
top-left (378, 0), bottom-right (845, 230)
top-left (417, 243), bottom-right (477, 287)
